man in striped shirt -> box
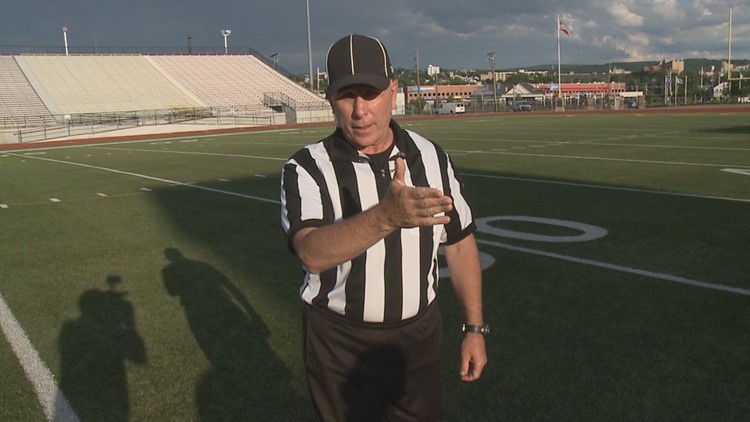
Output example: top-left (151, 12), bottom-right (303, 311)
top-left (281, 34), bottom-right (487, 421)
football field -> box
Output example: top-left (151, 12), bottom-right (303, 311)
top-left (1, 109), bottom-right (749, 420)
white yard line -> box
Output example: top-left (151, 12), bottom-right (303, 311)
top-left (481, 149), bottom-right (750, 169)
top-left (4, 153), bottom-right (281, 205)
top-left (1, 153), bottom-right (279, 419)
top-left (475, 238), bottom-right (750, 297)
top-left (90, 146), bottom-right (286, 161)
top-left (582, 142), bottom-right (750, 152)
top-left (1, 128), bottom-right (301, 154)
top-left (722, 168), bottom-right (750, 176)
top-left (0, 292), bottom-right (80, 421)
top-left (463, 173), bottom-right (750, 203)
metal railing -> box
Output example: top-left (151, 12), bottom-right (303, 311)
top-left (7, 105), bottom-right (280, 143)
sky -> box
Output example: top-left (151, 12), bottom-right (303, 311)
top-left (1, 0), bottom-right (747, 74)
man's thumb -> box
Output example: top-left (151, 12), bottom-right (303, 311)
top-left (393, 156), bottom-right (406, 185)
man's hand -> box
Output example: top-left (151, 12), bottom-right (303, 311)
top-left (381, 157), bottom-right (453, 229)
top-left (460, 333), bottom-right (487, 382)
top-left (292, 158), bottom-right (454, 274)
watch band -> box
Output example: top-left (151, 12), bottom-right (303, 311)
top-left (462, 323), bottom-right (490, 336)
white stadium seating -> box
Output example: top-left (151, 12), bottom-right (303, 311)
top-left (16, 55), bottom-right (201, 114)
top-left (0, 56), bottom-right (56, 126)
top-left (147, 55), bottom-right (327, 109)
top-left (0, 53), bottom-right (331, 139)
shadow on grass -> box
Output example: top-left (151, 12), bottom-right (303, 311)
top-left (162, 248), bottom-right (295, 421)
top-left (151, 173), bottom-right (310, 420)
top-left (692, 125), bottom-right (750, 134)
top-left (58, 275), bottom-right (147, 421)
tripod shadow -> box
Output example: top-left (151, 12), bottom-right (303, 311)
top-left (162, 247), bottom-right (293, 420)
top-left (58, 275), bottom-right (147, 421)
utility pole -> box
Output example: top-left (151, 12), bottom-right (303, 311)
top-left (306, 0), bottom-right (314, 91)
top-left (727, 7), bottom-right (733, 97)
top-left (414, 50), bottom-right (420, 114)
top-left (487, 51), bottom-right (497, 112)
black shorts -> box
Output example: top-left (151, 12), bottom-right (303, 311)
top-left (303, 303), bottom-right (444, 422)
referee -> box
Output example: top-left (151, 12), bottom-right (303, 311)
top-left (280, 34), bottom-right (487, 422)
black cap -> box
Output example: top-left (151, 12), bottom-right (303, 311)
top-left (325, 34), bottom-right (395, 99)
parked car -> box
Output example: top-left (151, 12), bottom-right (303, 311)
top-left (512, 101), bottom-right (532, 112)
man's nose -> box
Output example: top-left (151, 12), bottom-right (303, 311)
top-left (352, 96), bottom-right (368, 116)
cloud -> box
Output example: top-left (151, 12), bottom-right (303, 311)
top-left (0, 0), bottom-right (746, 72)
top-left (608, 3), bottom-right (644, 27)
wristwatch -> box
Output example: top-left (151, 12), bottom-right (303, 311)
top-left (462, 323), bottom-right (490, 336)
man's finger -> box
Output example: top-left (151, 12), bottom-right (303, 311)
top-left (392, 157), bottom-right (406, 186)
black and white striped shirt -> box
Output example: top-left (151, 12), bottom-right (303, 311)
top-left (281, 121), bottom-right (475, 324)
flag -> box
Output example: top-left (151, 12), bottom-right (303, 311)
top-left (559, 22), bottom-right (570, 37)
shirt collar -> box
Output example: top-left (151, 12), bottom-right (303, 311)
top-left (326, 120), bottom-right (408, 162)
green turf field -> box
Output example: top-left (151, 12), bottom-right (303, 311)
top-left (1, 110), bottom-right (749, 421)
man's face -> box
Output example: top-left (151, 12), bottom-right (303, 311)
top-left (330, 80), bottom-right (398, 155)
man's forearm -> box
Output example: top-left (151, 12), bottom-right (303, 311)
top-left (293, 203), bottom-right (395, 274)
top-left (444, 234), bottom-right (484, 325)
top-left (292, 159), bottom-right (454, 274)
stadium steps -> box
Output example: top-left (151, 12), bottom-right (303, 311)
top-left (0, 56), bottom-right (56, 127)
top-left (147, 55), bottom-right (327, 109)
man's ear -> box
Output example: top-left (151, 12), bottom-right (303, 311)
top-left (390, 79), bottom-right (399, 108)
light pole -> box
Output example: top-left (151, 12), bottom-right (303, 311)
top-left (61, 26), bottom-right (69, 56)
top-left (305, 0), bottom-right (313, 91)
top-left (220, 29), bottom-right (231, 54)
top-left (487, 52), bottom-right (497, 112)
top-left (415, 50), bottom-right (420, 114)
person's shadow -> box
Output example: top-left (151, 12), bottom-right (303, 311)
top-left (162, 247), bottom-right (294, 421)
top-left (58, 275), bottom-right (147, 421)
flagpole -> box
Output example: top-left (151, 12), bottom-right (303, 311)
top-left (557, 14), bottom-right (562, 110)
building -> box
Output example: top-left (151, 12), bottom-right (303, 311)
top-left (502, 82), bottom-right (629, 105)
top-left (479, 69), bottom-right (548, 83)
top-left (404, 84), bottom-right (482, 104)
top-left (713, 81), bottom-right (729, 99)
top-left (643, 59), bottom-right (684, 74)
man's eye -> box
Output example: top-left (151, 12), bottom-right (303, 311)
top-left (361, 90), bottom-right (380, 100)
top-left (336, 91), bottom-right (357, 99)
top-left (334, 87), bottom-right (382, 101)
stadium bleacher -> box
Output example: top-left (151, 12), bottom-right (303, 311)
top-left (16, 55), bottom-right (202, 114)
top-left (147, 55), bottom-right (327, 109)
top-left (0, 56), bottom-right (56, 127)
top-left (0, 53), bottom-right (331, 142)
